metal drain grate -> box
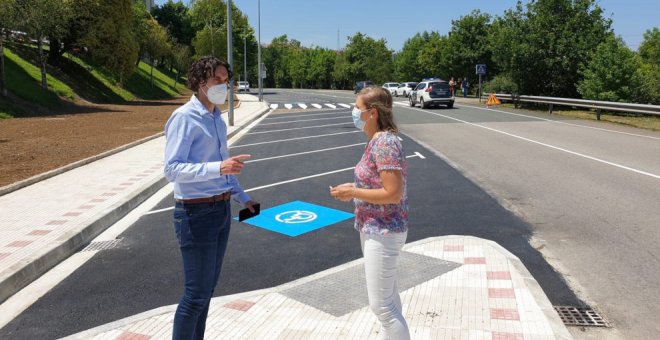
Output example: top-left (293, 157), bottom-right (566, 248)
top-left (554, 306), bottom-right (608, 327)
top-left (81, 239), bottom-right (122, 252)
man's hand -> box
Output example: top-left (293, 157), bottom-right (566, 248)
top-left (220, 154), bottom-right (251, 175)
top-left (245, 200), bottom-right (259, 213)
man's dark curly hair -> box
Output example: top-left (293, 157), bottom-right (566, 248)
top-left (186, 56), bottom-right (233, 93)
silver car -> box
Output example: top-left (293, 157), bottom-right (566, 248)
top-left (382, 82), bottom-right (400, 95)
top-left (394, 82), bottom-right (418, 97)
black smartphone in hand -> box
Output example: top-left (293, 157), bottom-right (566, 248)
top-left (238, 203), bottom-right (261, 222)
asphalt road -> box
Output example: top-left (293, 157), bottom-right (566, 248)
top-left (2, 89), bottom-right (658, 339)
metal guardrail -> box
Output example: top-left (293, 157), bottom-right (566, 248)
top-left (485, 93), bottom-right (660, 120)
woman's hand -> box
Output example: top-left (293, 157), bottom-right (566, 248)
top-left (329, 183), bottom-right (355, 202)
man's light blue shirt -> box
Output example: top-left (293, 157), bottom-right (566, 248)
top-left (164, 95), bottom-right (250, 204)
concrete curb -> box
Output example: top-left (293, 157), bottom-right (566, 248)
top-left (60, 235), bottom-right (572, 339)
top-left (0, 176), bottom-right (168, 304)
top-left (0, 132), bottom-right (164, 197)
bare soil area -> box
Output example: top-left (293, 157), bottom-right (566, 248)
top-left (0, 97), bottom-right (190, 188)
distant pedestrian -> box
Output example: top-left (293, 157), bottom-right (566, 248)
top-left (330, 87), bottom-right (410, 340)
top-left (462, 77), bottom-right (470, 98)
top-left (449, 77), bottom-right (456, 97)
top-left (164, 56), bottom-right (258, 340)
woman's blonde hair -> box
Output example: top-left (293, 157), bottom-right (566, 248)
top-left (358, 86), bottom-right (398, 133)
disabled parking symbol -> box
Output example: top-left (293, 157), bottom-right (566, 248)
top-left (235, 201), bottom-right (353, 237)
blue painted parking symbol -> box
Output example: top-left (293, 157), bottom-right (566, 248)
top-left (235, 201), bottom-right (354, 237)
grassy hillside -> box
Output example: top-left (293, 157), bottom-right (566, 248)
top-left (0, 44), bottom-right (188, 118)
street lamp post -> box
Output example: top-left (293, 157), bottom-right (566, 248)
top-left (227, 0), bottom-right (234, 125)
top-left (257, 0), bottom-right (263, 101)
top-left (244, 27), bottom-right (247, 84)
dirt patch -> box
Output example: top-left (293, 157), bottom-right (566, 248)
top-left (0, 97), bottom-right (195, 188)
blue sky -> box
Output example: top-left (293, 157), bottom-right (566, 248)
top-left (156, 0), bottom-right (658, 51)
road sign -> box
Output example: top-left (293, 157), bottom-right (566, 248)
top-left (486, 93), bottom-right (501, 106)
top-left (476, 64), bottom-right (487, 75)
top-left (235, 201), bottom-right (353, 237)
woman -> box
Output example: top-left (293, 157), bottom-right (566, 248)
top-left (330, 86), bottom-right (410, 340)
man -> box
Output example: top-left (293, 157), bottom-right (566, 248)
top-left (462, 77), bottom-right (470, 98)
top-left (164, 56), bottom-right (258, 340)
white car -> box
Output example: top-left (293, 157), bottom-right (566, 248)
top-left (237, 81), bottom-right (250, 92)
top-left (394, 82), bottom-right (418, 97)
top-left (409, 80), bottom-right (454, 109)
top-left (382, 82), bottom-right (400, 95)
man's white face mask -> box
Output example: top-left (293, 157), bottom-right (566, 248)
top-left (204, 83), bottom-right (228, 105)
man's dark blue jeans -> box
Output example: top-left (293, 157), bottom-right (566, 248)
top-left (172, 200), bottom-right (231, 340)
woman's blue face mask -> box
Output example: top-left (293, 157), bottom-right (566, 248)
top-left (352, 107), bottom-right (368, 130)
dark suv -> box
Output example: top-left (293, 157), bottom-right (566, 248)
top-left (354, 81), bottom-right (374, 94)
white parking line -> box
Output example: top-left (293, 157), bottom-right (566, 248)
top-left (245, 152), bottom-right (424, 193)
top-left (245, 122), bottom-right (353, 135)
top-left (232, 131), bottom-right (361, 148)
top-left (312, 104), bottom-right (323, 109)
top-left (324, 103), bottom-right (337, 109)
top-left (410, 106), bottom-right (660, 179)
top-left (257, 116), bottom-right (349, 126)
top-left (298, 103), bottom-right (307, 109)
top-left (284, 104), bottom-right (293, 109)
top-left (244, 143), bottom-right (366, 163)
top-left (265, 111), bottom-right (346, 120)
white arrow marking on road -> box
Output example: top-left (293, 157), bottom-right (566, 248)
top-left (338, 103), bottom-right (351, 108)
top-left (284, 104), bottom-right (293, 109)
top-left (270, 104), bottom-right (279, 109)
top-left (413, 152), bottom-right (426, 159)
top-left (324, 103), bottom-right (337, 109)
top-left (311, 103), bottom-right (322, 109)
top-left (297, 103), bottom-right (307, 109)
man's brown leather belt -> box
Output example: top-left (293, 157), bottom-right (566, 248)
top-left (176, 192), bottom-right (231, 205)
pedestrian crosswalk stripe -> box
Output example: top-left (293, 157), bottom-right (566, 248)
top-left (284, 104), bottom-right (293, 109)
top-left (270, 104), bottom-right (279, 109)
top-left (338, 103), bottom-right (351, 108)
top-left (298, 103), bottom-right (307, 109)
top-left (311, 103), bottom-right (322, 109)
top-left (324, 104), bottom-right (337, 109)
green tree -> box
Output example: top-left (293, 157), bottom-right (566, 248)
top-left (443, 10), bottom-right (493, 85)
top-left (577, 35), bottom-right (642, 102)
top-left (82, 0), bottom-right (139, 85)
top-left (637, 28), bottom-right (659, 104)
top-left (13, 0), bottom-right (70, 89)
top-left (0, 0), bottom-right (17, 96)
top-left (344, 32), bottom-right (393, 85)
top-left (491, 0), bottom-right (611, 97)
top-left (394, 33), bottom-right (427, 82)
top-left (172, 43), bottom-right (192, 89)
top-left (332, 51), bottom-right (350, 89)
top-left (306, 47), bottom-right (336, 88)
top-left (263, 35), bottom-right (294, 88)
top-left (152, 0), bottom-right (194, 45)
top-left (144, 18), bottom-right (171, 88)
top-left (417, 32), bottom-right (446, 78)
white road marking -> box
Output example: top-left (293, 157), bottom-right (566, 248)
top-left (338, 103), bottom-right (351, 108)
top-left (257, 116), bottom-right (349, 126)
top-left (456, 103), bottom-right (660, 141)
top-left (270, 104), bottom-right (279, 109)
top-left (324, 103), bottom-right (337, 109)
top-left (232, 131), bottom-right (361, 148)
top-left (410, 106), bottom-right (660, 179)
top-left (413, 152), bottom-right (426, 159)
top-left (284, 104), bottom-right (293, 109)
top-left (298, 103), bottom-right (307, 109)
top-left (246, 122), bottom-right (353, 135)
top-left (312, 103), bottom-right (323, 109)
top-left (265, 111), bottom-right (345, 120)
top-left (244, 143), bottom-right (366, 163)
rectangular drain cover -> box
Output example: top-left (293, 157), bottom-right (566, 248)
top-left (554, 306), bottom-right (608, 327)
top-left (81, 239), bottom-right (122, 252)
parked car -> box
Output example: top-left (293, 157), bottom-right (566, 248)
top-left (409, 80), bottom-right (454, 108)
top-left (354, 80), bottom-right (374, 94)
top-left (394, 82), bottom-right (418, 97)
top-left (382, 82), bottom-right (400, 95)
top-left (237, 81), bottom-right (250, 92)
